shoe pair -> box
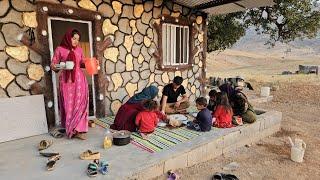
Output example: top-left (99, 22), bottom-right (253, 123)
top-left (87, 159), bottom-right (109, 177)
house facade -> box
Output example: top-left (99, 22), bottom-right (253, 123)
top-left (0, 0), bottom-right (273, 128)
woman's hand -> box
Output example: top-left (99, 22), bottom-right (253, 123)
top-left (50, 64), bottom-right (59, 72)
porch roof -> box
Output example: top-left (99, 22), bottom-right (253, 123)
top-left (175, 0), bottom-right (275, 15)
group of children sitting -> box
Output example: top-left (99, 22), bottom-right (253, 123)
top-left (135, 89), bottom-right (248, 138)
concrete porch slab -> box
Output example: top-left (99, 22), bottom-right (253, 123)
top-left (0, 109), bottom-right (281, 180)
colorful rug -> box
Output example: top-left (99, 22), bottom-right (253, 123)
top-left (95, 116), bottom-right (203, 153)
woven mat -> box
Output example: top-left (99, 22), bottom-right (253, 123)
top-left (95, 116), bottom-right (204, 153)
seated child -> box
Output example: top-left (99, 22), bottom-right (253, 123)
top-left (187, 97), bottom-right (212, 132)
top-left (135, 100), bottom-right (160, 139)
top-left (207, 89), bottom-right (218, 111)
top-left (213, 92), bottom-right (233, 128)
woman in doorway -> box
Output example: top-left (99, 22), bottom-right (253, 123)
top-left (111, 85), bottom-right (164, 132)
top-left (50, 29), bottom-right (89, 140)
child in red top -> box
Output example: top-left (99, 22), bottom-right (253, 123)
top-left (213, 92), bottom-right (234, 128)
top-left (135, 100), bottom-right (160, 139)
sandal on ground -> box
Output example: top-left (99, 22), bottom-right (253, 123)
top-left (74, 133), bottom-right (87, 140)
top-left (39, 152), bottom-right (60, 158)
top-left (80, 150), bottom-right (100, 160)
top-left (87, 162), bottom-right (99, 177)
top-left (38, 140), bottom-right (53, 151)
top-left (50, 128), bottom-right (65, 138)
top-left (212, 173), bottom-right (239, 180)
top-left (99, 160), bottom-right (109, 175)
top-left (46, 155), bottom-right (61, 171)
top-left (89, 120), bottom-right (96, 128)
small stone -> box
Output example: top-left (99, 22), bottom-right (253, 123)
top-left (173, 4), bottom-right (182, 13)
top-left (102, 19), bottom-right (118, 35)
top-left (223, 162), bottom-right (240, 171)
top-left (140, 62), bottom-right (149, 71)
top-left (111, 100), bottom-right (122, 114)
top-left (0, 87), bottom-right (8, 98)
top-left (199, 61), bottom-right (203, 68)
top-left (0, 34), bottom-right (6, 50)
top-left (131, 71), bottom-right (140, 83)
top-left (162, 6), bottom-right (170, 15)
top-left (141, 46), bottom-right (151, 61)
top-left (121, 71), bottom-right (132, 85)
top-left (105, 60), bottom-right (115, 75)
top-left (138, 80), bottom-right (148, 91)
top-left (6, 58), bottom-right (28, 75)
top-left (29, 50), bottom-right (41, 63)
top-left (121, 5), bottom-right (134, 19)
top-left (62, 0), bottom-right (78, 8)
top-left (130, 20), bottom-right (137, 35)
top-left (134, 33), bottom-right (144, 44)
top-left (154, 0), bottom-right (162, 7)
top-left (7, 81), bottom-right (30, 97)
top-left (111, 73), bottom-right (123, 91)
top-left (182, 78), bottom-right (188, 88)
top-left (143, 36), bottom-right (151, 47)
top-left (188, 70), bottom-right (193, 78)
top-left (191, 85), bottom-right (196, 94)
top-left (122, 0), bottom-right (133, 5)
top-left (104, 47), bottom-right (119, 62)
top-left (126, 82), bottom-right (138, 97)
top-left (22, 12), bottom-right (38, 28)
top-left (111, 87), bottom-right (127, 101)
top-left (125, 54), bottom-right (133, 71)
top-left (27, 64), bottom-right (44, 81)
top-left (134, 4), bottom-right (144, 18)
top-left (141, 11), bottom-right (152, 24)
top-left (124, 35), bottom-right (134, 52)
top-left (113, 30), bottom-right (125, 47)
top-left (118, 45), bottom-right (127, 62)
top-left (16, 74), bottom-right (31, 90)
top-left (153, 7), bottom-right (161, 19)
top-left (161, 72), bottom-right (169, 84)
top-left (2, 23), bottom-right (24, 46)
top-left (112, 1), bottom-right (123, 14)
top-left (78, 0), bottom-right (97, 11)
top-left (147, 28), bottom-right (154, 40)
top-left (149, 58), bottom-right (156, 72)
top-left (0, 0), bottom-right (10, 17)
top-left (0, 69), bottom-right (14, 88)
top-left (118, 18), bottom-right (131, 34)
top-left (115, 60), bottom-right (125, 72)
top-left (136, 19), bottom-right (149, 35)
top-left (0, 9), bottom-right (23, 27)
top-left (175, 71), bottom-right (182, 77)
top-left (144, 1), bottom-right (153, 12)
top-left (138, 54), bottom-right (144, 64)
top-left (171, 12), bottom-right (180, 18)
top-left (98, 3), bottom-right (114, 18)
top-left (131, 43), bottom-right (142, 58)
top-left (11, 0), bottom-right (34, 12)
top-left (189, 76), bottom-right (195, 85)
top-left (168, 71), bottom-right (175, 81)
top-left (111, 13), bottom-right (120, 25)
top-left (148, 73), bottom-right (155, 85)
top-left (196, 16), bottom-right (203, 25)
top-left (140, 70), bottom-right (150, 80)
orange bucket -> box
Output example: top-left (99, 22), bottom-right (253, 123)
top-left (84, 57), bottom-right (99, 75)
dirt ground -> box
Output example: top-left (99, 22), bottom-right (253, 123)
top-left (155, 52), bottom-right (320, 180)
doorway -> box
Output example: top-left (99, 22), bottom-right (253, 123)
top-left (47, 17), bottom-right (97, 125)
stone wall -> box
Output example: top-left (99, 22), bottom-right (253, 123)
top-left (0, 0), bottom-right (206, 116)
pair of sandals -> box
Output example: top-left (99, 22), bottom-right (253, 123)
top-left (87, 159), bottom-right (109, 177)
top-left (49, 128), bottom-right (65, 138)
top-left (38, 140), bottom-right (61, 171)
top-left (212, 173), bottom-right (239, 180)
top-left (80, 150), bottom-right (101, 160)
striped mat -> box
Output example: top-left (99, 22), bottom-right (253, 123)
top-left (95, 116), bottom-right (204, 153)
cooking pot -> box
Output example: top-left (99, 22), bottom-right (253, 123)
top-left (112, 130), bottom-right (131, 146)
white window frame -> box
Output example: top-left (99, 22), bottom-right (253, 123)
top-left (162, 23), bottom-right (189, 66)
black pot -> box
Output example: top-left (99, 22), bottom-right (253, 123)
top-left (112, 131), bottom-right (131, 146)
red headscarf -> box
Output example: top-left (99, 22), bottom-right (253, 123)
top-left (60, 28), bottom-right (81, 83)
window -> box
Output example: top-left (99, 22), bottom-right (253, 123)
top-left (162, 23), bottom-right (189, 66)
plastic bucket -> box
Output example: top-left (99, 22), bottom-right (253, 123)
top-left (291, 146), bottom-right (305, 163)
top-left (84, 57), bottom-right (99, 75)
top-left (260, 87), bottom-right (270, 97)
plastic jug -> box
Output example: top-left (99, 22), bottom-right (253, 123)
top-left (84, 57), bottom-right (99, 75)
top-left (103, 129), bottom-right (113, 149)
top-left (288, 137), bottom-right (306, 163)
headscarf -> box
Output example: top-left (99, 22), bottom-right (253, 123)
top-left (127, 85), bottom-right (159, 104)
top-left (60, 28), bottom-right (81, 83)
top-left (219, 83), bottom-right (236, 98)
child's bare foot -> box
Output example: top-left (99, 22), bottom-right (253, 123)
top-left (141, 133), bottom-right (149, 140)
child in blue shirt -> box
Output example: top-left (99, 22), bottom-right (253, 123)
top-left (187, 97), bottom-right (212, 132)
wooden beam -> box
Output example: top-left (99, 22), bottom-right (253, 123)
top-left (194, 0), bottom-right (241, 10)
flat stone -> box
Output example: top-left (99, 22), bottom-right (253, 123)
top-left (154, 0), bottom-right (162, 7)
top-left (16, 74), bottom-right (31, 90)
top-left (78, 0), bottom-right (97, 11)
top-left (7, 58), bottom-right (28, 75)
top-left (193, 65), bottom-right (199, 74)
top-left (125, 54), bottom-right (133, 71)
top-left (104, 47), bottom-right (119, 63)
top-left (62, 0), bottom-right (78, 8)
top-left (111, 73), bottom-right (123, 91)
top-left (111, 13), bottom-right (120, 25)
top-left (0, 69), bottom-right (14, 88)
top-left (175, 71), bottom-right (182, 77)
top-left (188, 69), bottom-right (193, 78)
top-left (191, 85), bottom-right (196, 94)
top-left (153, 7), bottom-right (161, 19)
top-left (130, 20), bottom-right (137, 35)
top-left (194, 80), bottom-right (200, 88)
top-left (138, 80), bottom-right (148, 91)
top-left (140, 69), bottom-right (150, 80)
top-left (141, 11), bottom-right (152, 24)
top-left (199, 61), bottom-right (203, 68)
top-left (173, 4), bottom-right (182, 13)
top-left (143, 36), bottom-right (151, 47)
top-left (118, 45), bottom-right (127, 62)
top-left (115, 60), bottom-right (125, 73)
top-left (0, 10), bottom-right (23, 27)
top-left (11, 0), bottom-right (34, 11)
top-left (171, 12), bottom-right (180, 18)
top-left (161, 72), bottom-right (169, 84)
top-left (148, 73), bottom-right (155, 86)
top-left (130, 71), bottom-right (140, 83)
top-left (188, 75), bottom-right (195, 85)
top-left (7, 81), bottom-right (30, 97)
top-left (102, 19), bottom-right (118, 35)
top-left (182, 78), bottom-right (188, 88)
top-left (141, 46), bottom-right (151, 61)
top-left (107, 78), bottom-right (114, 91)
top-left (121, 71), bottom-right (132, 85)
top-left (148, 43), bottom-right (156, 55)
top-left (149, 58), bottom-right (156, 72)
top-left (131, 43), bottom-right (142, 58)
top-left (162, 6), bottom-right (170, 16)
top-left (2, 23), bottom-right (24, 46)
top-left (113, 30), bottom-right (125, 47)
top-left (132, 58), bottom-right (140, 71)
top-left (140, 62), bottom-right (149, 71)
top-left (121, 0), bottom-right (134, 5)
top-left (0, 52), bottom-right (8, 68)
top-left (134, 32), bottom-right (144, 45)
top-left (134, 4), bottom-right (144, 18)
top-left (111, 87), bottom-right (127, 101)
top-left (27, 64), bottom-right (44, 81)
top-left (91, 0), bottom-right (102, 5)
top-left (168, 71), bottom-right (175, 81)
top-left (123, 35), bottom-right (134, 52)
top-left (137, 54), bottom-right (144, 64)
top-left (194, 72), bottom-right (200, 79)
top-left (118, 18), bottom-right (132, 35)
top-left (29, 49), bottom-right (41, 63)
top-left (0, 34), bottom-right (6, 50)
top-left (144, 1), bottom-right (153, 12)
top-left (0, 87), bottom-right (8, 98)
top-left (98, 3), bottom-right (114, 18)
top-left (105, 60), bottom-right (115, 75)
top-left (147, 28), bottom-right (154, 40)
top-left (0, 0), bottom-right (10, 17)
top-left (112, 1), bottom-right (123, 14)
top-left (196, 16), bottom-right (203, 25)
top-left (136, 19), bottom-right (148, 35)
top-left (22, 12), bottom-right (37, 28)
top-left (155, 74), bottom-right (163, 86)
top-left (111, 100), bottom-right (122, 114)
top-left (5, 46), bottom-right (29, 62)
top-left (125, 82), bottom-right (138, 97)
top-left (121, 5), bottom-right (134, 19)
top-left (194, 56), bottom-right (200, 64)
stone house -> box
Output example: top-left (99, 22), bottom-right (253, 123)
top-left (0, 0), bottom-right (273, 128)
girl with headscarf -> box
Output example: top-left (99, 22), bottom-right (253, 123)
top-left (50, 29), bottom-right (89, 140)
top-left (111, 85), bottom-right (164, 132)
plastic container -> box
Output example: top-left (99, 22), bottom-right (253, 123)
top-left (103, 129), bottom-right (113, 149)
top-left (288, 137), bottom-right (306, 163)
top-left (84, 57), bottom-right (99, 75)
top-left (260, 87), bottom-right (270, 97)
